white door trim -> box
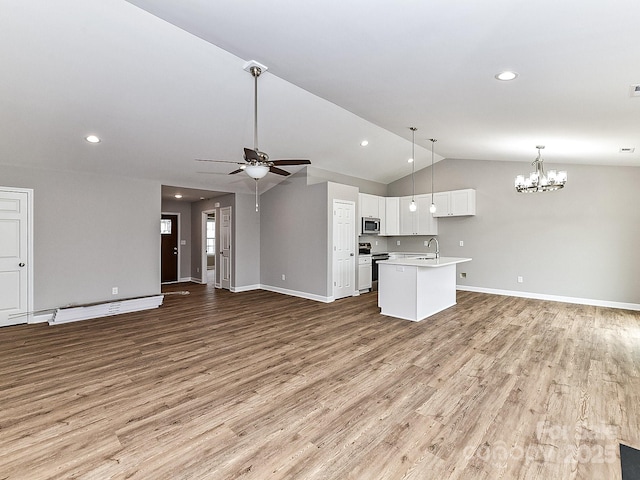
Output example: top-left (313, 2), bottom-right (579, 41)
top-left (219, 206), bottom-right (232, 290)
top-left (332, 199), bottom-right (356, 300)
top-left (201, 209), bottom-right (215, 285)
top-left (0, 186), bottom-right (34, 325)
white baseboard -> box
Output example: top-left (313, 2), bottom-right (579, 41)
top-left (260, 284), bottom-right (334, 303)
top-left (31, 313), bottom-right (53, 324)
top-left (457, 285), bottom-right (640, 311)
top-left (231, 284), bottom-right (261, 293)
top-left (49, 295), bottom-right (165, 325)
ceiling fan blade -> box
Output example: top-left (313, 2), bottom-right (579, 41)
top-left (243, 148), bottom-right (261, 161)
top-left (269, 166), bottom-right (291, 176)
top-left (228, 169), bottom-right (244, 175)
top-left (271, 159), bottom-right (311, 166)
top-left (195, 159), bottom-right (244, 165)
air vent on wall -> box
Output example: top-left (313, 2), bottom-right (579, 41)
top-left (630, 85), bottom-right (640, 97)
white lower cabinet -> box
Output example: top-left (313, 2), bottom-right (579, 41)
top-left (358, 255), bottom-right (372, 290)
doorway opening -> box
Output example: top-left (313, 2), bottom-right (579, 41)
top-left (202, 211), bottom-right (216, 285)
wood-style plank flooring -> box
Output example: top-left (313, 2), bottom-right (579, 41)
top-left (1, 284), bottom-right (639, 479)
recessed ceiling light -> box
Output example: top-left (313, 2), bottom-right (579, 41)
top-left (85, 135), bottom-right (101, 143)
top-left (495, 71), bottom-right (518, 81)
top-left (174, 194), bottom-right (183, 199)
top-left (360, 140), bottom-right (369, 147)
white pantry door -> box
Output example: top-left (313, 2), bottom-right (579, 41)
top-left (0, 188), bottom-right (31, 326)
top-left (219, 206), bottom-right (232, 290)
top-left (332, 200), bottom-right (355, 300)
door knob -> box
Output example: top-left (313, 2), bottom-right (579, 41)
top-left (19, 262), bottom-right (25, 267)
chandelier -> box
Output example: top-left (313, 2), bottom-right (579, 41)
top-left (515, 146), bottom-right (567, 193)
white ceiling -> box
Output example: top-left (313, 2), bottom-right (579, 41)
top-left (2, 1), bottom-right (639, 197)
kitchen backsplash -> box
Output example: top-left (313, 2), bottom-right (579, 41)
top-left (358, 235), bottom-right (440, 254)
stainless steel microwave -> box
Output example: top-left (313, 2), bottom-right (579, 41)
top-left (362, 217), bottom-right (381, 234)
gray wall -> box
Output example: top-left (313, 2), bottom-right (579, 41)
top-left (161, 199), bottom-right (192, 281)
top-left (261, 171), bottom-right (329, 296)
top-left (191, 193), bottom-right (260, 289)
top-left (1, 165), bottom-right (160, 311)
top-left (388, 158), bottom-right (640, 304)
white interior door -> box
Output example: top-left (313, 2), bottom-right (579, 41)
top-left (0, 188), bottom-right (31, 327)
top-left (219, 206), bottom-right (232, 290)
top-left (332, 200), bottom-right (355, 300)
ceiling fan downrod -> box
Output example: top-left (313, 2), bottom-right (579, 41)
top-left (250, 66), bottom-right (262, 154)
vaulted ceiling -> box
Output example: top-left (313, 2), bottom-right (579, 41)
top-left (2, 1), bottom-right (639, 195)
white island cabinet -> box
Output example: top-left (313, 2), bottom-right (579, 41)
top-left (377, 257), bottom-right (471, 321)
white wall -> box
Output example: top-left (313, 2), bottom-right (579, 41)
top-left (388, 158), bottom-right (640, 305)
top-left (1, 165), bottom-right (160, 311)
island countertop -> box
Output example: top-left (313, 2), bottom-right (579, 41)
top-left (378, 256), bottom-right (471, 268)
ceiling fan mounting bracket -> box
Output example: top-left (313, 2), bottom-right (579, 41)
top-left (242, 60), bottom-right (268, 75)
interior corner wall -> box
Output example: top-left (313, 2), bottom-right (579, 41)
top-left (161, 199), bottom-right (192, 281)
top-left (1, 165), bottom-right (161, 312)
top-left (260, 171), bottom-right (329, 297)
top-left (233, 193), bottom-right (260, 288)
top-left (306, 166), bottom-right (388, 196)
top-left (387, 158), bottom-right (640, 304)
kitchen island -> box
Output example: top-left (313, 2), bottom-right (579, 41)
top-left (377, 256), bottom-right (471, 321)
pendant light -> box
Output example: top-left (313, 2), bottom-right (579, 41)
top-left (429, 138), bottom-right (437, 213)
top-left (409, 127), bottom-right (417, 212)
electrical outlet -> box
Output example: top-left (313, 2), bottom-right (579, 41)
top-left (459, 240), bottom-right (464, 247)
top-left (424, 240), bottom-right (429, 247)
top-left (517, 276), bottom-right (523, 283)
top-left (112, 287), bottom-right (118, 295)
top-left (375, 241), bottom-right (378, 245)
top-left (196, 267), bottom-right (200, 273)
top-left (396, 240), bottom-right (401, 246)
top-left (282, 274), bottom-right (286, 281)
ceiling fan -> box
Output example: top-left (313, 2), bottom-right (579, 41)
top-left (196, 61), bottom-right (311, 181)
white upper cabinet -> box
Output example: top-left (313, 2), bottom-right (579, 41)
top-left (399, 195), bottom-right (438, 235)
top-left (416, 194), bottom-right (438, 235)
top-left (433, 189), bottom-right (476, 217)
top-left (359, 193), bottom-right (380, 219)
top-left (382, 197), bottom-right (399, 236)
top-left (358, 193), bottom-right (386, 235)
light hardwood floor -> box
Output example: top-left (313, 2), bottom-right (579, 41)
top-left (1, 284), bottom-right (639, 479)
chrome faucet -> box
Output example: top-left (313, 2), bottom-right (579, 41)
top-left (427, 237), bottom-right (440, 259)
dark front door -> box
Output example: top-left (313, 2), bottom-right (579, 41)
top-left (161, 214), bottom-right (178, 283)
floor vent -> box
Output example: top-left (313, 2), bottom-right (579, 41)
top-left (49, 295), bottom-right (164, 325)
